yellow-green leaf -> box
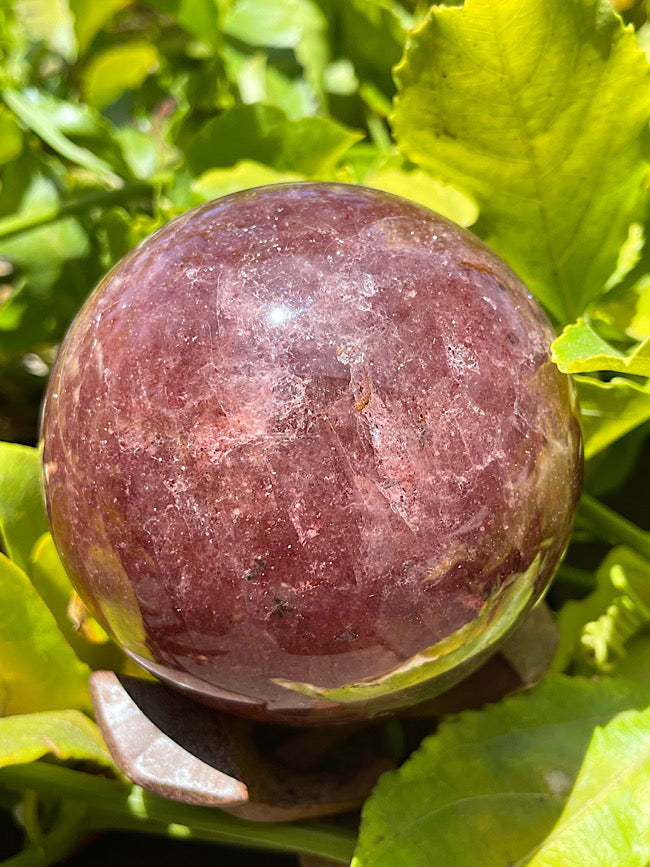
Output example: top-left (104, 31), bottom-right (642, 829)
top-left (0, 709), bottom-right (115, 770)
top-left (81, 43), bottom-right (160, 110)
top-left (0, 442), bottom-right (48, 574)
top-left (525, 706), bottom-right (650, 867)
top-left (553, 318), bottom-right (650, 377)
top-left (0, 554), bottom-right (91, 717)
top-left (392, 0), bottom-right (650, 325)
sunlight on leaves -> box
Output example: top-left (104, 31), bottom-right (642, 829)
top-left (362, 161), bottom-right (478, 227)
top-left (553, 547), bottom-right (650, 675)
top-left (0, 442), bottom-right (47, 573)
top-left (69, 0), bottom-right (129, 55)
top-left (525, 706), bottom-right (650, 866)
top-left (352, 676), bottom-right (650, 867)
top-left (191, 160), bottom-right (305, 204)
top-left (553, 319), bottom-right (650, 377)
top-left (185, 103), bottom-right (362, 176)
top-left (2, 89), bottom-right (121, 182)
top-left (0, 709), bottom-right (114, 770)
top-left (0, 553), bottom-right (91, 716)
top-left (392, 0), bottom-right (650, 324)
top-left (81, 43), bottom-right (160, 110)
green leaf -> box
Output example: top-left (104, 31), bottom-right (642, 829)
top-left (0, 709), bottom-right (114, 770)
top-left (145, 0), bottom-right (222, 49)
top-left (191, 160), bottom-right (305, 204)
top-left (352, 675), bottom-right (650, 867)
top-left (224, 0), bottom-right (328, 105)
top-left (2, 88), bottom-right (121, 181)
top-left (612, 633), bottom-right (650, 689)
top-left (30, 532), bottom-right (126, 672)
top-left (0, 105), bottom-right (22, 165)
top-left (185, 103), bottom-right (362, 176)
top-left (362, 161), bottom-right (478, 227)
top-left (0, 442), bottom-right (48, 573)
top-left (69, 0), bottom-right (130, 55)
top-left (14, 0), bottom-right (77, 62)
top-left (0, 553), bottom-right (91, 716)
top-left (81, 43), bottom-right (160, 110)
top-left (553, 547), bottom-right (650, 674)
top-left (321, 0), bottom-right (411, 102)
top-left (552, 318), bottom-right (650, 377)
top-left (222, 46), bottom-right (318, 120)
top-left (392, 0), bottom-right (650, 324)
top-left (524, 706), bottom-right (650, 867)
top-left (576, 376), bottom-right (650, 459)
top-left (592, 272), bottom-right (650, 345)
top-left (224, 0), bottom-right (326, 49)
top-left (0, 212), bottom-right (92, 358)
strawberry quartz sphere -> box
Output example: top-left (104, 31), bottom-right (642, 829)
top-left (41, 183), bottom-right (582, 724)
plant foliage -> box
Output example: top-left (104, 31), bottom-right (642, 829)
top-left (1, 0), bottom-right (650, 864)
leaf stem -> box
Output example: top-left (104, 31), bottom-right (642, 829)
top-left (1, 802), bottom-right (88, 867)
top-left (0, 764), bottom-right (356, 864)
top-left (0, 184), bottom-right (152, 242)
top-left (579, 493), bottom-right (650, 561)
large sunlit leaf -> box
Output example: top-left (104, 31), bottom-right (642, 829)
top-left (525, 706), bottom-right (650, 867)
top-left (0, 554), bottom-right (91, 716)
top-left (553, 318), bottom-right (650, 377)
top-left (392, 0), bottom-right (650, 324)
top-left (352, 676), bottom-right (650, 867)
top-left (0, 442), bottom-right (47, 573)
top-left (0, 709), bottom-right (114, 770)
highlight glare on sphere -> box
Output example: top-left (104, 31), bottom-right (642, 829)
top-left (40, 183), bottom-right (582, 724)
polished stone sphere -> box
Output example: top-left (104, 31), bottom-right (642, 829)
top-left (41, 183), bottom-right (582, 724)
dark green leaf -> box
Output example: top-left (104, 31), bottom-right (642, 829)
top-left (185, 103), bottom-right (362, 176)
top-left (576, 376), bottom-right (650, 460)
top-left (145, 0), bottom-right (222, 49)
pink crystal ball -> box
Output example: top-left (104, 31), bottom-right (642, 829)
top-left (41, 183), bottom-right (582, 724)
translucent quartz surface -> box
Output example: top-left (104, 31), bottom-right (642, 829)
top-left (41, 184), bottom-right (582, 723)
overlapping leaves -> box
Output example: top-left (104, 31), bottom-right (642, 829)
top-left (392, 0), bottom-right (650, 326)
top-left (1, 0), bottom-right (650, 865)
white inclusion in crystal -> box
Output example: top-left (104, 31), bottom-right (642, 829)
top-left (268, 305), bottom-right (291, 325)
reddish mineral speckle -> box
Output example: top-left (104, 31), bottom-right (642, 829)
top-left (41, 184), bottom-right (582, 723)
